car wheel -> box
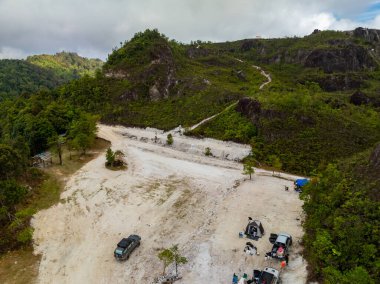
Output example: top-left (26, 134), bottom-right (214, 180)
top-left (289, 238), bottom-right (293, 246)
top-left (137, 242), bottom-right (140, 247)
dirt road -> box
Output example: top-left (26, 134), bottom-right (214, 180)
top-left (190, 59), bottom-right (271, 131)
top-left (32, 124), bottom-right (307, 283)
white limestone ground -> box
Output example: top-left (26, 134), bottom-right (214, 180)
top-left (32, 124), bottom-right (308, 284)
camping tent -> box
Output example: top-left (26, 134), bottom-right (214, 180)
top-left (245, 220), bottom-right (265, 238)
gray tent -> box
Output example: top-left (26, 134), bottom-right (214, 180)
top-left (245, 220), bottom-right (265, 238)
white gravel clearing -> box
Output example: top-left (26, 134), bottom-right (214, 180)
top-left (32, 124), bottom-right (308, 284)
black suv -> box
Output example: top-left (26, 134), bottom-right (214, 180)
top-left (114, 235), bottom-right (141, 261)
top-left (269, 233), bottom-right (292, 260)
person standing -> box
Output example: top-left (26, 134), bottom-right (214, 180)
top-left (232, 273), bottom-right (238, 284)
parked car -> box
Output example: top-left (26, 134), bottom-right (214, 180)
top-left (269, 233), bottom-right (292, 260)
top-left (114, 235), bottom-right (141, 261)
top-left (252, 267), bottom-right (280, 284)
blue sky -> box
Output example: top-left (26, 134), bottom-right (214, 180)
top-left (1, 0), bottom-right (380, 60)
top-left (357, 1), bottom-right (380, 21)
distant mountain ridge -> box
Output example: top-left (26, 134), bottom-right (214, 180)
top-left (0, 52), bottom-right (103, 98)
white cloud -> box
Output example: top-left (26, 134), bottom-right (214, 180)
top-left (0, 0), bottom-right (379, 59)
top-left (0, 46), bottom-right (27, 59)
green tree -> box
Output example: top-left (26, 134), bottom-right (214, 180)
top-left (105, 147), bottom-right (115, 166)
top-left (69, 113), bottom-right (97, 155)
top-left (268, 154), bottom-right (282, 175)
top-left (166, 133), bottom-right (173, 145)
top-left (243, 160), bottom-right (255, 180)
top-left (158, 247), bottom-right (174, 276)
top-left (0, 144), bottom-right (22, 179)
top-left (170, 244), bottom-right (188, 277)
top-left (204, 147), bottom-right (212, 156)
top-left (157, 245), bottom-right (187, 277)
top-left (48, 134), bottom-right (66, 165)
top-left (26, 116), bottom-right (55, 155)
top-left (0, 179), bottom-right (27, 221)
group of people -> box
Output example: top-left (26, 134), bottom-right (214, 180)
top-left (232, 273), bottom-right (254, 284)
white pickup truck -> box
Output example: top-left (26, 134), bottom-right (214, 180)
top-left (253, 267), bottom-right (281, 284)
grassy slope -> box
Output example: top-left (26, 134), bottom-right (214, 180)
top-left (61, 32), bottom-right (265, 130)
top-left (186, 30), bottom-right (380, 174)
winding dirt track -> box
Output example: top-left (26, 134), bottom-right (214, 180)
top-left (189, 58), bottom-right (271, 131)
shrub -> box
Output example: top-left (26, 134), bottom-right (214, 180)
top-left (204, 147), bottom-right (212, 156)
top-left (17, 227), bottom-right (34, 244)
top-left (166, 134), bottom-right (173, 145)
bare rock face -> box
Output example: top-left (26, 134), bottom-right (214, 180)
top-left (369, 144), bottom-right (380, 169)
top-left (353, 27), bottom-right (380, 42)
top-left (104, 70), bottom-right (128, 79)
top-left (304, 45), bottom-right (376, 73)
top-left (139, 43), bottom-right (176, 101)
top-left (240, 40), bottom-right (255, 52)
top-left (350, 91), bottom-right (371, 106)
top-left (186, 47), bottom-right (210, 58)
top-left (312, 74), bottom-right (365, 92)
top-left (119, 90), bottom-right (138, 101)
top-left (231, 69), bottom-right (247, 81)
top-left (236, 97), bottom-right (288, 125)
top-left (149, 83), bottom-right (161, 101)
top-left (236, 97), bottom-right (261, 124)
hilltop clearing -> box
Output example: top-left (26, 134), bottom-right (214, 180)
top-left (32, 124), bottom-right (307, 283)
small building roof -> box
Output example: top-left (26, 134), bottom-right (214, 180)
top-left (33, 151), bottom-right (52, 161)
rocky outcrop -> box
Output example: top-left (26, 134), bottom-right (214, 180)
top-left (236, 97), bottom-right (262, 124)
top-left (231, 69), bottom-right (247, 81)
top-left (186, 47), bottom-right (211, 58)
top-left (104, 70), bottom-right (128, 79)
top-left (235, 98), bottom-right (290, 126)
top-left (174, 77), bottom-right (210, 96)
top-left (240, 40), bottom-right (256, 52)
top-left (119, 90), bottom-right (138, 101)
top-left (236, 97), bottom-right (316, 130)
top-left (309, 73), bottom-right (365, 92)
top-left (350, 91), bottom-right (371, 106)
top-left (353, 27), bottom-right (380, 42)
top-left (304, 45), bottom-right (376, 73)
top-left (349, 91), bottom-right (380, 107)
top-left (134, 43), bottom-right (176, 101)
top-left (149, 83), bottom-right (161, 101)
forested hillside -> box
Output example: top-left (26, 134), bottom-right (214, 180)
top-left (0, 60), bottom-right (63, 98)
top-left (301, 144), bottom-right (380, 283)
top-left (0, 52), bottom-right (102, 98)
top-left (27, 52), bottom-right (103, 79)
top-left (0, 90), bottom-right (97, 252)
top-left (0, 29), bottom-right (379, 282)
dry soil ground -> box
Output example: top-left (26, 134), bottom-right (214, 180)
top-left (32, 124), bottom-right (308, 284)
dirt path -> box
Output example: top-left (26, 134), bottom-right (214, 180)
top-left (187, 101), bottom-right (238, 131)
top-left (253, 65), bottom-right (272, 90)
top-left (189, 58), bottom-right (271, 131)
top-left (32, 124), bottom-right (307, 284)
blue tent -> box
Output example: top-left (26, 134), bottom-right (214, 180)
top-left (295, 179), bottom-right (309, 187)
